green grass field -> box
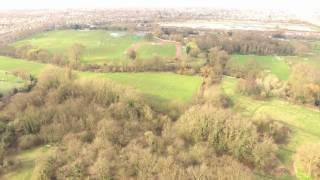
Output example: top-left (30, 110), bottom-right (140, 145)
top-left (13, 30), bottom-right (178, 64)
top-left (0, 56), bottom-right (45, 75)
top-left (285, 55), bottom-right (320, 69)
top-left (222, 76), bottom-right (320, 178)
top-left (0, 70), bottom-right (25, 95)
top-left (229, 55), bottom-right (291, 80)
top-left (89, 72), bottom-right (202, 109)
top-left (0, 56), bottom-right (202, 110)
top-left (14, 30), bottom-right (142, 64)
top-left (137, 43), bottom-right (177, 60)
top-left (0, 56), bottom-right (45, 95)
top-left (1, 146), bottom-right (52, 180)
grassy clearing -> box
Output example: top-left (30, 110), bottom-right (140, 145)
top-left (0, 56), bottom-right (45, 95)
top-left (137, 43), bottom-right (177, 60)
top-left (229, 55), bottom-right (291, 80)
top-left (14, 30), bottom-right (142, 64)
top-left (87, 72), bottom-right (202, 109)
top-left (0, 70), bottom-right (25, 95)
top-left (0, 56), bottom-right (45, 75)
top-left (285, 55), bottom-right (320, 69)
top-left (13, 30), bottom-right (178, 64)
top-left (0, 56), bottom-right (202, 110)
top-left (2, 146), bottom-right (51, 180)
top-left (222, 76), bottom-right (320, 169)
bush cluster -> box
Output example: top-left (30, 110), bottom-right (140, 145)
top-left (176, 105), bottom-right (279, 171)
top-left (0, 67), bottom-right (286, 178)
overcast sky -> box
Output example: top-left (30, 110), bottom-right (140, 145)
top-left (0, 0), bottom-right (319, 13)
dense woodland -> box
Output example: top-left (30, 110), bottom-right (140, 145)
top-left (195, 32), bottom-right (296, 55)
top-left (160, 29), bottom-right (310, 56)
top-left (0, 67), bottom-right (286, 179)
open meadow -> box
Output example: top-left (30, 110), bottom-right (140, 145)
top-left (229, 55), bottom-right (291, 80)
top-left (137, 42), bottom-right (178, 60)
top-left (0, 70), bottom-right (25, 96)
top-left (0, 56), bottom-right (45, 96)
top-left (13, 30), bottom-right (180, 64)
top-left (0, 56), bottom-right (201, 110)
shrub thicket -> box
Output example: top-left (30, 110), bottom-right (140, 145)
top-left (176, 105), bottom-right (278, 171)
top-left (0, 67), bottom-right (285, 178)
top-left (294, 143), bottom-right (320, 179)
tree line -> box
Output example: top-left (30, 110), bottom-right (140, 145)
top-left (156, 28), bottom-right (310, 56)
top-left (0, 44), bottom-right (199, 74)
top-left (233, 60), bottom-right (320, 109)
